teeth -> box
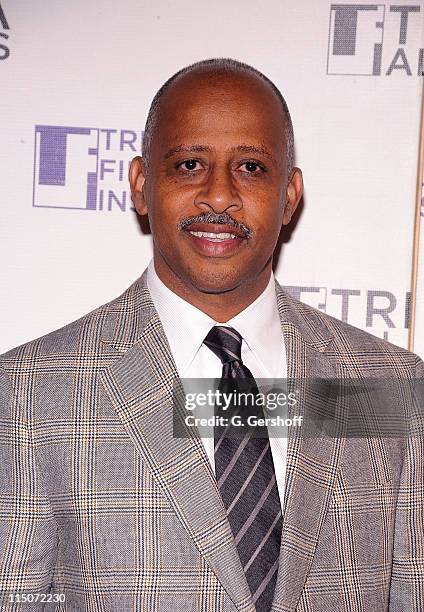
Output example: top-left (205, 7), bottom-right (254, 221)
top-left (189, 231), bottom-right (238, 241)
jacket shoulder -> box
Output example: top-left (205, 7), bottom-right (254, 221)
top-left (0, 275), bottom-right (145, 367)
top-left (278, 288), bottom-right (421, 371)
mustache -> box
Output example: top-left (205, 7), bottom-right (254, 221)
top-left (177, 212), bottom-right (252, 238)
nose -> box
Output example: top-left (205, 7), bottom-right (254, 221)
top-left (194, 164), bottom-right (242, 213)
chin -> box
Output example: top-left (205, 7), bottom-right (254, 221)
top-left (187, 267), bottom-right (245, 295)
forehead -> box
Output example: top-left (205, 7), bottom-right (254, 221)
top-left (153, 70), bottom-right (286, 154)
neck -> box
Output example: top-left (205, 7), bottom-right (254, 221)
top-left (153, 259), bottom-right (272, 322)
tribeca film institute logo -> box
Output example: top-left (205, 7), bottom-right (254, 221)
top-left (327, 4), bottom-right (423, 75)
top-left (33, 126), bottom-right (142, 212)
top-left (0, 2), bottom-right (10, 60)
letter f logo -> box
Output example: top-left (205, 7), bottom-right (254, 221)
top-left (327, 4), bottom-right (385, 75)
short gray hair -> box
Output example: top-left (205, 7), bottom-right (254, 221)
top-left (142, 58), bottom-right (295, 174)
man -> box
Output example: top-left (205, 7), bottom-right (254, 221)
top-left (0, 58), bottom-right (423, 611)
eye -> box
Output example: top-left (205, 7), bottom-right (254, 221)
top-left (177, 159), bottom-right (201, 171)
top-left (239, 160), bottom-right (265, 174)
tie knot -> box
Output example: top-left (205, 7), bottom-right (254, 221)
top-left (203, 326), bottom-right (243, 364)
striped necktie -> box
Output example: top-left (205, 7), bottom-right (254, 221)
top-left (204, 326), bottom-right (282, 612)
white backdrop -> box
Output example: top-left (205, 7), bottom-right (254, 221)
top-left (415, 176), bottom-right (424, 356)
top-left (1, 0), bottom-right (423, 355)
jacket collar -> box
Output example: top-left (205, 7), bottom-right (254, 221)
top-left (101, 271), bottom-right (334, 355)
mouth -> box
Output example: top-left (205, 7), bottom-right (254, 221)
top-left (182, 223), bottom-right (247, 257)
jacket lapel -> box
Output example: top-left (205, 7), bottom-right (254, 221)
top-left (272, 285), bottom-right (347, 611)
top-left (99, 273), bottom-right (255, 612)
top-left (98, 272), bottom-right (345, 612)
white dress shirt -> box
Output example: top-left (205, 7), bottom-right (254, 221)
top-left (146, 259), bottom-right (288, 504)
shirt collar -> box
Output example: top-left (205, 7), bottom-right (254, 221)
top-left (147, 260), bottom-right (216, 375)
top-left (146, 259), bottom-right (282, 377)
top-left (227, 274), bottom-right (282, 377)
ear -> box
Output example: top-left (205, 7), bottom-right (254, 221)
top-left (129, 156), bottom-right (147, 215)
top-left (283, 167), bottom-right (303, 225)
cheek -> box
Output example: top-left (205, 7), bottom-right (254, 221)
top-left (153, 173), bottom-right (198, 196)
top-left (149, 183), bottom-right (197, 220)
top-left (248, 201), bottom-right (284, 236)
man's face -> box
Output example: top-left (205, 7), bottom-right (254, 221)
top-left (131, 71), bottom-right (302, 298)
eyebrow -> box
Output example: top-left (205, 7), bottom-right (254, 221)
top-left (164, 145), bottom-right (212, 159)
top-left (163, 143), bottom-right (277, 165)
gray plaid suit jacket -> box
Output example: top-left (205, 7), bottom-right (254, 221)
top-left (1, 270), bottom-right (423, 611)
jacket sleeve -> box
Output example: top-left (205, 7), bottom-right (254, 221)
top-left (389, 355), bottom-right (424, 610)
top-left (0, 365), bottom-right (58, 611)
